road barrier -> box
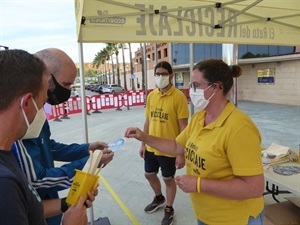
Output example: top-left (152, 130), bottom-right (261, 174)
top-left (47, 90), bottom-right (146, 120)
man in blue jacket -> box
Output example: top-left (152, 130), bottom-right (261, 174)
top-left (11, 48), bottom-right (114, 225)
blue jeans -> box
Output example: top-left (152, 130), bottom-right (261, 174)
top-left (197, 210), bottom-right (264, 225)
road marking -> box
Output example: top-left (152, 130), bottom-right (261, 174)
top-left (99, 175), bottom-right (141, 225)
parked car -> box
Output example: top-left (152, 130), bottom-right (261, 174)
top-left (89, 84), bottom-right (100, 92)
top-left (98, 84), bottom-right (125, 94)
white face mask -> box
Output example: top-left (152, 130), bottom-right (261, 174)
top-left (21, 97), bottom-right (46, 139)
top-left (155, 75), bottom-right (170, 89)
top-left (189, 85), bottom-right (215, 110)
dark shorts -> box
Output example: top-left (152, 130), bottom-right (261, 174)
top-left (144, 150), bottom-right (176, 178)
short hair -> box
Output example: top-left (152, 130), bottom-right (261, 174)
top-left (193, 59), bottom-right (242, 95)
top-left (35, 48), bottom-right (61, 76)
top-left (0, 49), bottom-right (47, 112)
top-left (154, 61), bottom-right (173, 74)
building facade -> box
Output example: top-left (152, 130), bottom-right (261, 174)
top-left (133, 43), bottom-right (300, 106)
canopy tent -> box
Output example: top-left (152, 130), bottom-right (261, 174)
top-left (75, 0), bottom-right (300, 46)
top-left (74, 0), bottom-right (300, 141)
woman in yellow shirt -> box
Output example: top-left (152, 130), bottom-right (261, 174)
top-left (125, 59), bottom-right (264, 225)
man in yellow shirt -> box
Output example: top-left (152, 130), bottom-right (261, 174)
top-left (139, 61), bottom-right (189, 225)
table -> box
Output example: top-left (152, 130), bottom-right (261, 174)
top-left (264, 162), bottom-right (300, 202)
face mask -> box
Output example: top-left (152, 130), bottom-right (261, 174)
top-left (47, 74), bottom-right (71, 105)
top-left (21, 98), bottom-right (46, 139)
top-left (189, 85), bottom-right (215, 110)
top-left (155, 75), bottom-right (170, 89)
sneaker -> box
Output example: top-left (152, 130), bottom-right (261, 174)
top-left (161, 207), bottom-right (174, 225)
top-left (144, 196), bottom-right (166, 213)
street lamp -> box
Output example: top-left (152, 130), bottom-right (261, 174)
top-left (146, 57), bottom-right (150, 94)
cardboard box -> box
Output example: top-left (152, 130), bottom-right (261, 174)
top-left (265, 201), bottom-right (300, 225)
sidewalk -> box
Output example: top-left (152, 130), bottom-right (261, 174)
top-left (51, 101), bottom-right (300, 225)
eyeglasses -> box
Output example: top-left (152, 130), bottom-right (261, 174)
top-left (154, 73), bottom-right (170, 77)
top-left (189, 81), bottom-right (212, 91)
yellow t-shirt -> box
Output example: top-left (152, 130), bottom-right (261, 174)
top-left (176, 101), bottom-right (264, 225)
top-left (146, 85), bottom-right (189, 157)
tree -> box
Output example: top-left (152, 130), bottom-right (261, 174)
top-left (108, 43), bottom-right (122, 85)
top-left (128, 43), bottom-right (135, 90)
top-left (121, 44), bottom-right (128, 90)
top-left (106, 43), bottom-right (116, 84)
top-left (93, 50), bottom-right (107, 84)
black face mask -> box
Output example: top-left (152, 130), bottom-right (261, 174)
top-left (47, 74), bottom-right (71, 105)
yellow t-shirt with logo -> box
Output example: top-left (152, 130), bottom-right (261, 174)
top-left (176, 101), bottom-right (264, 225)
top-left (146, 85), bottom-right (189, 157)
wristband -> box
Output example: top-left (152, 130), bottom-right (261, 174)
top-left (196, 177), bottom-right (201, 193)
top-left (61, 197), bottom-right (69, 213)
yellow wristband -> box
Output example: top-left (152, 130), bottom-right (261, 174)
top-left (196, 177), bottom-right (201, 193)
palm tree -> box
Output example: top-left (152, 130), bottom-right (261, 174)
top-left (106, 43), bottom-right (122, 85)
top-left (128, 43), bottom-right (135, 90)
top-left (106, 43), bottom-right (116, 84)
top-left (93, 50), bottom-right (107, 84)
top-left (121, 44), bottom-right (128, 90)
top-left (101, 48), bottom-right (111, 84)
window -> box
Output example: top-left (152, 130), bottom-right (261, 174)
top-left (164, 48), bottom-right (168, 57)
top-left (158, 50), bottom-right (161, 59)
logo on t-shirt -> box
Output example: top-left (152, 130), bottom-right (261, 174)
top-left (150, 107), bottom-right (169, 123)
top-left (185, 141), bottom-right (206, 175)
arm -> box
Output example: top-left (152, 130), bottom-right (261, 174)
top-left (0, 178), bottom-right (29, 225)
top-left (125, 127), bottom-right (185, 156)
top-left (176, 118), bottom-right (188, 169)
top-left (12, 139), bottom-right (89, 194)
top-left (139, 118), bottom-right (149, 158)
top-left (52, 140), bottom-right (113, 168)
top-left (0, 177), bottom-right (44, 225)
top-left (62, 197), bottom-right (87, 225)
top-left (175, 174), bottom-right (264, 200)
top-left (200, 174), bottom-right (264, 199)
top-left (43, 186), bottom-right (98, 218)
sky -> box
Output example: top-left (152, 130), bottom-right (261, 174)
top-left (0, 0), bottom-right (139, 63)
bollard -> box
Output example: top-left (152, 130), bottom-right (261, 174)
top-left (115, 93), bottom-right (122, 111)
top-left (125, 92), bottom-right (130, 110)
top-left (60, 102), bottom-right (70, 119)
top-left (53, 117), bottom-right (62, 122)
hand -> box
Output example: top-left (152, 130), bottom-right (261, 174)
top-left (62, 196), bottom-right (87, 225)
top-left (124, 127), bottom-right (145, 141)
top-left (139, 145), bottom-right (146, 158)
top-left (98, 149), bottom-right (114, 168)
top-left (175, 175), bottom-right (198, 193)
top-left (175, 155), bottom-right (185, 169)
top-left (89, 141), bottom-right (108, 151)
top-left (84, 185), bottom-right (99, 208)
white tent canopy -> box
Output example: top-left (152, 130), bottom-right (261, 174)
top-left (74, 0), bottom-right (300, 142)
top-left (75, 0), bottom-right (300, 46)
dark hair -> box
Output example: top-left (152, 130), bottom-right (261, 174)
top-left (154, 61), bottom-right (173, 74)
top-left (0, 49), bottom-right (47, 112)
top-left (193, 59), bottom-right (242, 95)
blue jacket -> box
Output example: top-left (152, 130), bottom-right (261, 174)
top-left (11, 120), bottom-right (90, 225)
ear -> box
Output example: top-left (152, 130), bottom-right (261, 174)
top-left (213, 83), bottom-right (222, 90)
top-left (20, 93), bottom-right (33, 109)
